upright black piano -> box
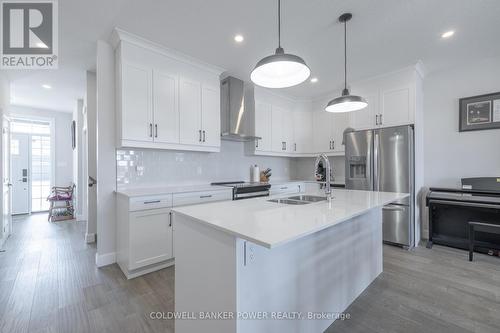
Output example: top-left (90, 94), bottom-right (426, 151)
top-left (426, 177), bottom-right (500, 254)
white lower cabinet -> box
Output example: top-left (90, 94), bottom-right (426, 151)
top-left (129, 208), bottom-right (173, 270)
top-left (270, 183), bottom-right (304, 196)
top-left (116, 188), bottom-right (232, 279)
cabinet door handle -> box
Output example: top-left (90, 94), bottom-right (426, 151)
top-left (200, 194), bottom-right (213, 199)
top-left (280, 187), bottom-right (288, 190)
top-left (255, 139), bottom-right (259, 148)
top-left (294, 143), bottom-right (297, 152)
top-left (199, 130), bottom-right (202, 142)
top-left (154, 124), bottom-right (158, 138)
top-left (282, 142), bottom-right (286, 151)
top-left (144, 200), bottom-right (161, 204)
top-left (332, 140), bottom-right (335, 150)
top-left (203, 130), bottom-right (206, 142)
top-left (149, 123), bottom-right (153, 137)
top-left (379, 114), bottom-right (383, 125)
top-left (329, 141), bottom-right (331, 150)
top-left (169, 211), bottom-right (172, 227)
top-left (375, 115), bottom-right (379, 125)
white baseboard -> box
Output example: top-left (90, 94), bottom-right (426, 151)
top-left (85, 233), bottom-right (96, 243)
top-left (95, 252), bottom-right (116, 267)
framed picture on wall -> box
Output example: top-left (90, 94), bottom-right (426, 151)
top-left (71, 120), bottom-right (76, 149)
top-left (459, 92), bottom-right (500, 132)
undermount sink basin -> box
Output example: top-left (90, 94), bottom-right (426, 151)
top-left (287, 195), bottom-right (328, 202)
top-left (268, 198), bottom-right (311, 205)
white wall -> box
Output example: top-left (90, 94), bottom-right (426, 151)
top-left (96, 40), bottom-right (117, 266)
top-left (73, 99), bottom-right (84, 219)
top-left (423, 57), bottom-right (500, 188)
top-left (85, 71), bottom-right (97, 240)
top-left (9, 105), bottom-right (74, 187)
top-left (0, 73), bottom-right (10, 245)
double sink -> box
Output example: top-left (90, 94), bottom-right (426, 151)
top-left (268, 195), bottom-right (328, 205)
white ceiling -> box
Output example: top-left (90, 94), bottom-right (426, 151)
top-left (7, 0), bottom-right (500, 111)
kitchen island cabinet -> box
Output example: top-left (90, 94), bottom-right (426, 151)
top-left (173, 189), bottom-right (407, 333)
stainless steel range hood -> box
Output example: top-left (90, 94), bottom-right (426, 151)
top-left (220, 76), bottom-right (260, 141)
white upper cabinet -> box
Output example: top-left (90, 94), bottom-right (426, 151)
top-left (313, 110), bottom-right (333, 153)
top-left (114, 30), bottom-right (223, 152)
top-left (255, 102), bottom-right (272, 152)
top-left (349, 91), bottom-right (378, 130)
top-left (153, 70), bottom-right (179, 144)
top-left (120, 63), bottom-right (153, 142)
top-left (179, 77), bottom-right (202, 146)
top-left (271, 106), bottom-right (286, 152)
top-left (201, 84), bottom-right (221, 148)
top-left (380, 86), bottom-right (414, 127)
top-left (293, 112), bottom-right (312, 153)
top-left (331, 113), bottom-right (349, 152)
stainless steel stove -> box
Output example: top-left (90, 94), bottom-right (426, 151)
top-left (211, 181), bottom-right (271, 200)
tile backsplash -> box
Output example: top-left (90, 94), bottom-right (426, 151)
top-left (117, 140), bottom-right (296, 189)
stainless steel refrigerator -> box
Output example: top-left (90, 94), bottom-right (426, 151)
top-left (345, 125), bottom-right (414, 248)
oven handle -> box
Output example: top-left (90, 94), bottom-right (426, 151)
top-left (429, 199), bottom-right (500, 210)
top-left (234, 191), bottom-right (269, 199)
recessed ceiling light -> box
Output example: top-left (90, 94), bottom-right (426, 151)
top-left (441, 30), bottom-right (455, 39)
top-left (42, 84), bottom-right (52, 89)
top-left (234, 35), bottom-right (244, 43)
top-left (310, 77), bottom-right (318, 83)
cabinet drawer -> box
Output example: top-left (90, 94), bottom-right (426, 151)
top-left (173, 190), bottom-right (232, 207)
top-left (270, 183), bottom-right (304, 196)
top-left (129, 194), bottom-right (173, 211)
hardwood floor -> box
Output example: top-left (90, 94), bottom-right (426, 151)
top-left (0, 213), bottom-right (174, 333)
top-left (326, 243), bottom-right (500, 333)
top-left (2, 213), bottom-right (499, 333)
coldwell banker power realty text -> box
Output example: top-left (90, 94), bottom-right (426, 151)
top-left (1, 0), bottom-right (58, 69)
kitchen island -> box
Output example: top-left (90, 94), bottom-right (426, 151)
top-left (172, 189), bottom-right (408, 333)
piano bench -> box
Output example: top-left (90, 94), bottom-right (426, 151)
top-left (468, 221), bottom-right (500, 261)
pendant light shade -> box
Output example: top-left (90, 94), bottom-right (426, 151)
top-left (325, 13), bottom-right (367, 113)
top-left (251, 0), bottom-right (310, 88)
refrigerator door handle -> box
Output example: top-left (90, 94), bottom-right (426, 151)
top-left (373, 132), bottom-right (379, 191)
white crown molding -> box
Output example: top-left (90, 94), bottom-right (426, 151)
top-left (110, 27), bottom-right (225, 76)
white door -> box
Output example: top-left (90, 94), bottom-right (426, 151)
top-left (2, 118), bottom-right (12, 238)
top-left (350, 91), bottom-right (378, 130)
top-left (331, 113), bottom-right (349, 152)
top-left (271, 106), bottom-right (285, 152)
top-left (11, 133), bottom-right (30, 215)
top-left (121, 63), bottom-right (153, 142)
top-left (153, 70), bottom-right (179, 144)
top-left (313, 111), bottom-right (333, 153)
top-left (201, 84), bottom-right (220, 147)
top-left (129, 208), bottom-right (173, 270)
top-left (179, 77), bottom-right (202, 146)
top-left (293, 112), bottom-right (312, 153)
top-left (380, 86), bottom-right (413, 127)
top-left (255, 102), bottom-right (272, 152)
top-left (282, 111), bottom-right (294, 153)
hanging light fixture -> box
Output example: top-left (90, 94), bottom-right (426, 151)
top-left (250, 0), bottom-right (311, 88)
top-left (325, 13), bottom-right (367, 113)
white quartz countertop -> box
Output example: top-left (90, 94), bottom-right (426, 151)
top-left (115, 184), bottom-right (230, 197)
top-left (173, 189), bottom-right (408, 249)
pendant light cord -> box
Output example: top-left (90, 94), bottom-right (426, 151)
top-left (344, 19), bottom-right (347, 91)
top-left (278, 0), bottom-right (281, 48)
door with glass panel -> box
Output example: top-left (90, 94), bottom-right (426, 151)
top-left (11, 133), bottom-right (30, 214)
top-left (10, 120), bottom-right (52, 213)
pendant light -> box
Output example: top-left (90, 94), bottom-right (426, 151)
top-left (325, 13), bottom-right (367, 113)
top-left (250, 0), bottom-right (311, 88)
